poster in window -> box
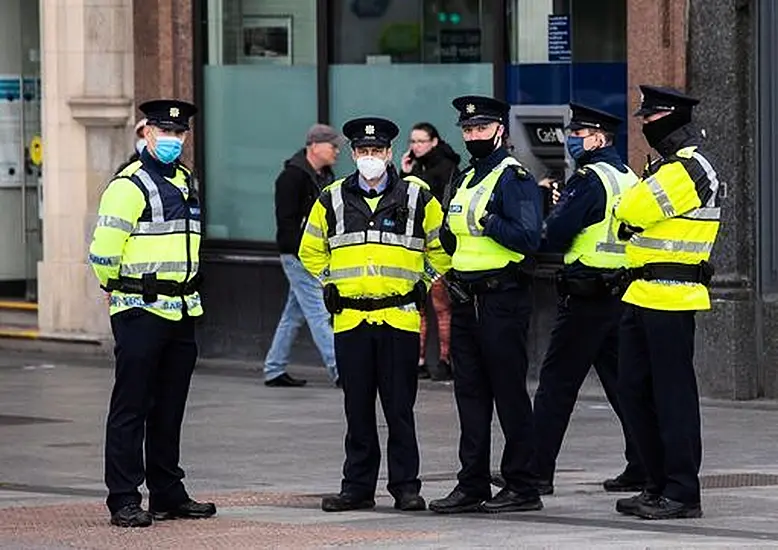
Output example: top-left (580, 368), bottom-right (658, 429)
top-left (242, 16), bottom-right (292, 65)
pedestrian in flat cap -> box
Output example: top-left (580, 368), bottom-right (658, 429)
top-left (300, 116), bottom-right (451, 513)
top-left (614, 85), bottom-right (721, 520)
top-left (264, 124), bottom-right (342, 388)
top-left (429, 95), bottom-right (543, 515)
top-left (90, 98), bottom-right (215, 527)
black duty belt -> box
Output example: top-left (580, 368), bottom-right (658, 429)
top-left (324, 280), bottom-right (427, 314)
top-left (630, 261), bottom-right (714, 285)
top-left (102, 272), bottom-right (203, 303)
top-left (450, 263), bottom-right (532, 297)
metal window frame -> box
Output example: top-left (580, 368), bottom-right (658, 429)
top-left (757, 0), bottom-right (778, 295)
top-left (193, 0), bottom-right (506, 250)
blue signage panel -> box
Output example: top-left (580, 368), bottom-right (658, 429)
top-left (548, 14), bottom-right (571, 63)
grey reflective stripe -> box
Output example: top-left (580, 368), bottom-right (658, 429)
top-left (596, 242), bottom-right (626, 253)
top-left (681, 207), bottom-right (721, 220)
top-left (305, 224), bottom-right (324, 238)
top-left (367, 230), bottom-right (381, 243)
top-left (645, 175), bottom-right (676, 217)
top-left (327, 265), bottom-right (419, 281)
top-left (119, 261), bottom-right (197, 275)
top-left (329, 232), bottom-right (365, 248)
top-left (331, 185), bottom-right (345, 235)
top-left (466, 186), bottom-right (489, 236)
top-left (591, 163), bottom-right (621, 195)
top-left (328, 267), bottom-right (364, 280)
top-left (691, 152), bottom-right (721, 207)
top-left (405, 184), bottom-right (420, 235)
top-left (381, 232), bottom-right (425, 250)
top-left (426, 226), bottom-right (441, 244)
top-left (630, 236), bottom-right (712, 254)
top-left (133, 220), bottom-right (201, 235)
top-left (134, 169), bottom-right (165, 222)
top-left (97, 215), bottom-right (134, 233)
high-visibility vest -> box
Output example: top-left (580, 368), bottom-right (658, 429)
top-left (299, 172), bottom-right (451, 334)
top-left (447, 156), bottom-right (525, 272)
top-left (89, 160), bottom-right (202, 320)
top-left (615, 145), bottom-right (721, 311)
top-left (564, 162), bottom-right (638, 269)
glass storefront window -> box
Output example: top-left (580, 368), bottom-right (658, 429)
top-left (204, 0), bottom-right (318, 241)
top-left (329, 0), bottom-right (496, 175)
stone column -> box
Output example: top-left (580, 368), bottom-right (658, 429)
top-left (38, 0), bottom-right (134, 339)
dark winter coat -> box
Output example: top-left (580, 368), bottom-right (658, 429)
top-left (401, 141), bottom-right (461, 204)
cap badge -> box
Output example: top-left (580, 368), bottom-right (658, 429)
top-left (466, 103), bottom-right (476, 114)
top-left (169, 107), bottom-right (180, 117)
top-left (365, 124), bottom-right (375, 135)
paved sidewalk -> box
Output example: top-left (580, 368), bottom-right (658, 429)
top-left (1, 351), bottom-right (778, 548)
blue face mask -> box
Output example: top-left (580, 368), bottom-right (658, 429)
top-left (154, 136), bottom-right (183, 164)
top-left (566, 135), bottom-right (586, 161)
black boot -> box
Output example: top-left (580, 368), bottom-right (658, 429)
top-left (431, 359), bottom-right (453, 381)
top-left (615, 490), bottom-right (661, 516)
top-left (634, 496), bottom-right (702, 520)
top-left (481, 488), bottom-right (543, 513)
top-left (603, 470), bottom-right (646, 493)
top-left (429, 488), bottom-right (486, 514)
top-left (321, 492), bottom-right (375, 512)
top-left (151, 498), bottom-right (217, 520)
top-left (110, 503), bottom-right (152, 528)
top-left (394, 493), bottom-right (426, 511)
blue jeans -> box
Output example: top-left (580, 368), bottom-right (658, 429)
top-left (264, 254), bottom-right (338, 382)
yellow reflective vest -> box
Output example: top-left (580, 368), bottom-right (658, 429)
top-left (447, 156), bottom-right (526, 272)
top-left (615, 145), bottom-right (721, 311)
top-left (89, 159), bottom-right (203, 321)
top-left (299, 172), bottom-right (451, 334)
top-left (564, 162), bottom-right (638, 269)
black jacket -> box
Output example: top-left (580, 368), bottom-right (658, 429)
top-left (275, 149), bottom-right (334, 254)
top-left (401, 141), bottom-right (461, 204)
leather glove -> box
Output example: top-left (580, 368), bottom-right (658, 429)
top-left (617, 222), bottom-right (643, 241)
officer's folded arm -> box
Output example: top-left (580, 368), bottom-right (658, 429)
top-left (480, 171), bottom-right (543, 255)
top-left (89, 178), bottom-right (145, 287)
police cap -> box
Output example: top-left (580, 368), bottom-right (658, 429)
top-left (139, 99), bottom-right (198, 131)
top-left (342, 117), bottom-right (399, 148)
top-left (452, 95), bottom-right (509, 127)
top-left (566, 103), bottom-right (622, 134)
top-left (634, 85), bottom-right (699, 117)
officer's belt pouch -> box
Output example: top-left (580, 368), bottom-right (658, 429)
top-left (630, 261), bottom-right (714, 285)
top-left (555, 273), bottom-right (606, 298)
top-left (454, 263), bottom-right (530, 295)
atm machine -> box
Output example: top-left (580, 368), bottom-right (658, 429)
top-left (508, 104), bottom-right (573, 267)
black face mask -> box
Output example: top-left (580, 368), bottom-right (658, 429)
top-left (465, 128), bottom-right (500, 159)
top-left (642, 111), bottom-right (692, 149)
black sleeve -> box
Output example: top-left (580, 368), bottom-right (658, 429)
top-left (274, 168), bottom-right (304, 252)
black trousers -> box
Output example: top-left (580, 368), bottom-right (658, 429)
top-left (617, 304), bottom-right (701, 505)
top-left (532, 294), bottom-right (643, 483)
top-left (105, 309), bottom-right (197, 514)
top-left (451, 285), bottom-right (537, 498)
top-left (336, 322), bottom-right (421, 499)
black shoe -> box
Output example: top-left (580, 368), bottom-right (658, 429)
top-left (431, 360), bottom-right (453, 381)
top-left (429, 488), bottom-right (487, 514)
top-left (537, 480), bottom-right (554, 496)
top-left (615, 490), bottom-right (661, 516)
top-left (418, 363), bottom-right (431, 379)
top-left (265, 373), bottom-right (307, 387)
top-left (481, 487), bottom-right (543, 514)
top-left (321, 493), bottom-right (375, 512)
top-left (633, 496), bottom-right (703, 520)
top-left (110, 503), bottom-right (152, 528)
top-left (394, 493), bottom-right (426, 511)
top-left (490, 474), bottom-right (506, 488)
top-left (603, 471), bottom-right (646, 493)
top-left (151, 499), bottom-right (217, 520)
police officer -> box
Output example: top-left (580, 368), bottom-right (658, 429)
top-left (530, 103), bottom-right (644, 495)
top-left (429, 96), bottom-right (543, 514)
top-left (89, 99), bottom-right (216, 527)
top-left (299, 117), bottom-right (451, 513)
top-left (614, 86), bottom-right (721, 520)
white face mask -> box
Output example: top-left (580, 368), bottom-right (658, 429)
top-left (135, 138), bottom-right (147, 155)
top-left (356, 156), bottom-right (387, 180)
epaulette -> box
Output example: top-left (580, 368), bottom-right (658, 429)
top-left (575, 166), bottom-right (590, 177)
top-left (115, 160), bottom-right (143, 179)
top-left (506, 163), bottom-right (529, 179)
top-left (675, 146), bottom-right (698, 159)
top-left (402, 175), bottom-right (431, 191)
